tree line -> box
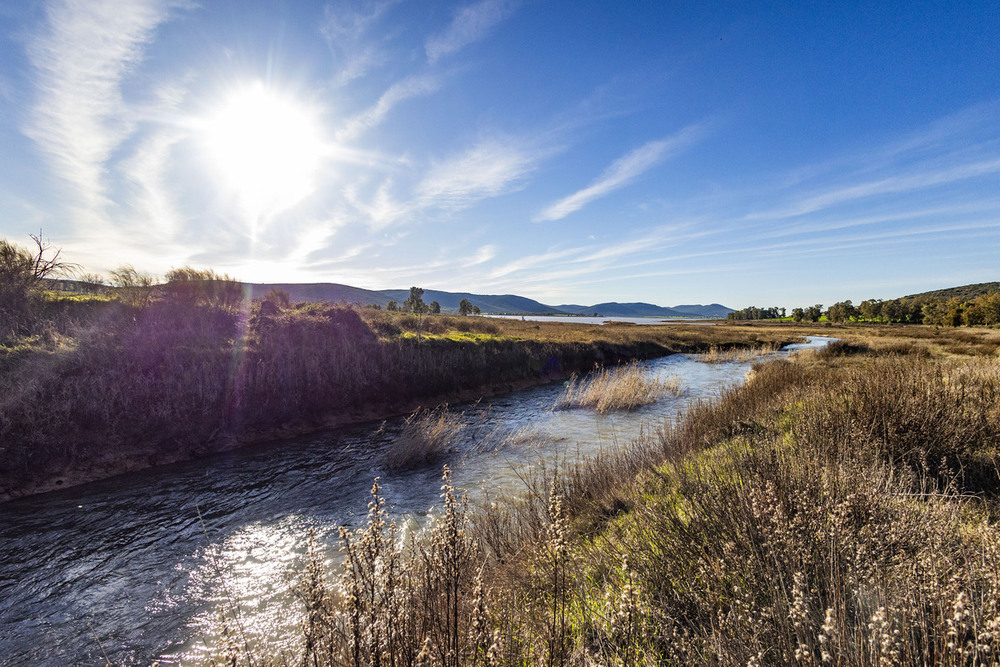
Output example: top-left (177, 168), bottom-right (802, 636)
top-left (386, 294), bottom-right (480, 316)
top-left (731, 292), bottom-right (1000, 327)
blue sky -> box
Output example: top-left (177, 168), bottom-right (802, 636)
top-left (1, 1), bottom-right (998, 309)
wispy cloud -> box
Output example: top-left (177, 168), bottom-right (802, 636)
top-left (425, 0), bottom-right (516, 64)
top-left (321, 0), bottom-right (399, 86)
top-left (462, 243), bottom-right (496, 267)
top-left (487, 224), bottom-right (701, 287)
top-left (337, 75), bottom-right (441, 140)
top-left (415, 138), bottom-right (539, 211)
top-left (344, 178), bottom-right (410, 230)
top-left (750, 157), bottom-right (1000, 221)
top-left (118, 80), bottom-right (191, 245)
top-left (535, 124), bottom-right (706, 222)
top-left (25, 0), bottom-right (186, 218)
top-left (344, 138), bottom-right (543, 229)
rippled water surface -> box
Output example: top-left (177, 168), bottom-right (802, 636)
top-left (0, 338), bottom-right (832, 665)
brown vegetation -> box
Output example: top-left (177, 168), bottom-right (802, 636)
top-left (556, 361), bottom-right (683, 413)
top-left (384, 406), bottom-right (464, 471)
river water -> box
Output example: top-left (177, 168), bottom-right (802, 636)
top-left (0, 338), bottom-right (832, 665)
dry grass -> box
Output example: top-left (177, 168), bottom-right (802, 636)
top-left (699, 341), bottom-right (783, 363)
top-left (556, 361), bottom-right (683, 413)
top-left (384, 405), bottom-right (464, 470)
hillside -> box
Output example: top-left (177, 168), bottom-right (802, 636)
top-left (555, 302), bottom-right (733, 318)
top-left (247, 283), bottom-right (565, 314)
top-left (901, 282), bottom-right (1000, 301)
top-left (378, 289), bottom-right (563, 314)
top-left (249, 282), bottom-right (732, 317)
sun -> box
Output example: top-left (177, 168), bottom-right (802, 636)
top-left (202, 82), bottom-right (325, 219)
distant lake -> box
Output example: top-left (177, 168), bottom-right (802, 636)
top-left (485, 314), bottom-right (719, 325)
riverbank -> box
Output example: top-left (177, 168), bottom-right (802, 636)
top-left (0, 301), bottom-right (796, 501)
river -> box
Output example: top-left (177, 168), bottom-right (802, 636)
top-left (0, 337), bottom-right (833, 665)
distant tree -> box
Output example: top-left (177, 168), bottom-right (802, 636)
top-left (963, 299), bottom-right (986, 326)
top-left (459, 298), bottom-right (473, 316)
top-left (826, 300), bottom-right (858, 323)
top-left (977, 293), bottom-right (1000, 326)
top-left (404, 286), bottom-right (426, 314)
top-left (387, 300), bottom-right (398, 312)
top-left (805, 304), bottom-right (823, 322)
top-left (472, 305), bottom-right (481, 315)
top-left (791, 307), bottom-right (804, 323)
top-left (859, 298), bottom-right (883, 322)
top-left (77, 272), bottom-right (107, 294)
top-left (429, 300), bottom-right (441, 314)
top-left (882, 299), bottom-right (906, 323)
top-left (727, 306), bottom-right (783, 321)
top-left (404, 286), bottom-right (428, 339)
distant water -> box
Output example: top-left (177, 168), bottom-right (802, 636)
top-left (485, 314), bottom-right (717, 325)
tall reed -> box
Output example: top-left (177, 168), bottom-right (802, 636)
top-left (556, 361), bottom-right (682, 413)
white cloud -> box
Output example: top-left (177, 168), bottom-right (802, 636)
top-left (415, 139), bottom-right (539, 210)
top-left (24, 0), bottom-right (186, 219)
top-left (337, 75), bottom-right (441, 140)
top-left (535, 124), bottom-right (706, 222)
top-left (425, 0), bottom-right (515, 64)
top-left (749, 157), bottom-right (1000, 221)
top-left (118, 81), bottom-right (191, 244)
top-left (463, 243), bottom-right (496, 267)
top-left (321, 0), bottom-right (399, 86)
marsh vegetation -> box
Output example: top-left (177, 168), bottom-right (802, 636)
top-left (555, 361), bottom-right (683, 413)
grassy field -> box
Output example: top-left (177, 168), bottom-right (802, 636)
top-left (0, 299), bottom-right (794, 500)
top-left (216, 322), bottom-right (1000, 666)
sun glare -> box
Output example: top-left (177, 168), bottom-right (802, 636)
top-left (202, 82), bottom-right (325, 219)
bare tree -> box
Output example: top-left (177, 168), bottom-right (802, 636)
top-left (0, 232), bottom-right (76, 326)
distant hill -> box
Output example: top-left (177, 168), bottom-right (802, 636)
top-left (378, 289), bottom-right (563, 314)
top-left (248, 283), bottom-right (385, 306)
top-left (671, 303), bottom-right (735, 318)
top-left (248, 283), bottom-right (562, 314)
top-left (225, 282), bottom-right (735, 317)
top-left (555, 302), bottom-right (733, 318)
top-left (901, 282), bottom-right (1000, 301)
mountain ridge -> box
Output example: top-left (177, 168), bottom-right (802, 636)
top-left (247, 282), bottom-right (732, 317)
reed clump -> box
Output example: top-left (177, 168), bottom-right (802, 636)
top-left (295, 470), bottom-right (486, 667)
top-left (556, 361), bottom-right (682, 413)
top-left (700, 341), bottom-right (782, 363)
top-left (385, 406), bottom-right (464, 471)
